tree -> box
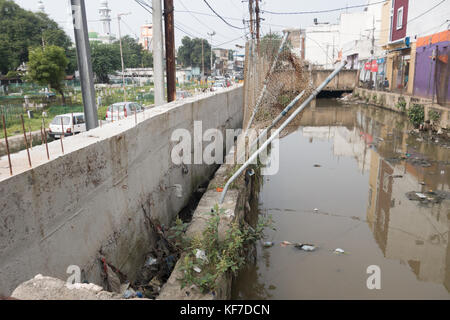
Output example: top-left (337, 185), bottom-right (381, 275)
top-left (0, 0), bottom-right (72, 74)
top-left (27, 45), bottom-right (68, 104)
top-left (91, 42), bottom-right (121, 83)
top-left (177, 36), bottom-right (215, 72)
top-left (142, 50), bottom-right (153, 68)
top-left (114, 36), bottom-right (144, 69)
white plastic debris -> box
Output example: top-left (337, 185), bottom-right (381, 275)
top-left (416, 193), bottom-right (427, 200)
top-left (145, 256), bottom-right (158, 267)
top-left (195, 249), bottom-right (208, 262)
top-left (334, 248), bottom-right (345, 254)
top-left (193, 267), bottom-right (202, 273)
top-left (295, 244), bottom-right (316, 252)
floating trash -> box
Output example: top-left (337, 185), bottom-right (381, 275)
top-left (334, 248), bottom-right (346, 254)
top-left (295, 244), bottom-right (317, 252)
top-left (263, 242), bottom-right (275, 248)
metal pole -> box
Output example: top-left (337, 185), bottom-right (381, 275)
top-left (245, 32), bottom-right (289, 131)
top-left (70, 0), bottom-right (98, 130)
top-left (164, 0), bottom-right (176, 102)
top-left (249, 90), bottom-right (306, 155)
top-left (153, 0), bottom-right (165, 106)
top-left (60, 118), bottom-right (65, 154)
top-left (117, 13), bottom-right (129, 102)
top-left (20, 115), bottom-right (32, 168)
top-left (42, 118), bottom-right (50, 160)
top-left (220, 61), bottom-right (347, 204)
top-left (208, 31), bottom-right (215, 76)
top-left (2, 115), bottom-right (13, 175)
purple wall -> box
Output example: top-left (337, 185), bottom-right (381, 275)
top-left (413, 41), bottom-right (450, 105)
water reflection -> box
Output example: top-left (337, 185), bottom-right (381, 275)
top-left (232, 101), bottom-right (450, 299)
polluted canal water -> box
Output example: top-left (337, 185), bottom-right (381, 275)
top-left (232, 100), bottom-right (450, 300)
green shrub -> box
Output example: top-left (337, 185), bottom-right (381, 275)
top-left (170, 205), bottom-right (273, 293)
top-left (428, 109), bottom-right (441, 124)
top-left (396, 97), bottom-right (407, 112)
top-left (407, 104), bottom-right (425, 127)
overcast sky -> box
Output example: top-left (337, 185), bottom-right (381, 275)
top-left (13, 0), bottom-right (374, 53)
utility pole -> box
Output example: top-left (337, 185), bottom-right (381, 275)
top-left (248, 0), bottom-right (254, 39)
top-left (117, 13), bottom-right (130, 102)
top-left (208, 31), bottom-right (216, 76)
top-left (255, 0), bottom-right (260, 47)
top-left (70, 0), bottom-right (98, 130)
top-left (371, 16), bottom-right (375, 90)
top-left (153, 0), bottom-right (165, 106)
top-left (164, 0), bottom-right (176, 102)
top-left (202, 39), bottom-right (205, 78)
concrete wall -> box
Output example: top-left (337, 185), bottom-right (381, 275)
top-left (355, 87), bottom-right (449, 129)
top-left (311, 70), bottom-right (358, 91)
top-left (0, 87), bottom-right (244, 296)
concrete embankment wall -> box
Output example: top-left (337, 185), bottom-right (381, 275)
top-left (355, 88), bottom-right (450, 129)
top-left (0, 87), bottom-right (243, 296)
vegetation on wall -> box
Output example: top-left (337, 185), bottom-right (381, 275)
top-left (396, 96), bottom-right (407, 112)
top-left (407, 104), bottom-right (425, 127)
top-left (169, 205), bottom-right (273, 293)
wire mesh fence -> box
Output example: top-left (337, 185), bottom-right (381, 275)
top-left (243, 37), bottom-right (311, 132)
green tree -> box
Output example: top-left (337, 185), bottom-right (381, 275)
top-left (177, 36), bottom-right (214, 71)
top-left (114, 36), bottom-right (143, 69)
top-left (142, 50), bottom-right (153, 68)
top-left (91, 42), bottom-right (121, 83)
top-left (27, 45), bottom-right (68, 103)
top-left (0, 0), bottom-right (72, 74)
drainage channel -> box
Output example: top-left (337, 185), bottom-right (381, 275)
top-left (99, 167), bottom-right (219, 300)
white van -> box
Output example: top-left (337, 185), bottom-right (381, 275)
top-left (48, 113), bottom-right (86, 139)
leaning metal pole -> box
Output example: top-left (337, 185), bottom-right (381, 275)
top-left (220, 61), bottom-right (348, 204)
top-left (245, 31), bottom-right (290, 131)
top-left (236, 89), bottom-right (307, 165)
top-left (71, 0), bottom-right (98, 130)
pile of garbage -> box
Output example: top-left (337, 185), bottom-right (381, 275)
top-left (100, 219), bottom-right (180, 300)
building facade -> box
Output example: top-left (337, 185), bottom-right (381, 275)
top-left (139, 24), bottom-right (153, 52)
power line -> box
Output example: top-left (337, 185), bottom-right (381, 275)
top-left (262, 0), bottom-right (389, 15)
top-left (202, 0), bottom-right (246, 30)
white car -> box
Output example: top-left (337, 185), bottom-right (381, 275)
top-left (211, 83), bottom-right (226, 92)
top-left (105, 102), bottom-right (144, 122)
top-left (48, 113), bottom-right (86, 139)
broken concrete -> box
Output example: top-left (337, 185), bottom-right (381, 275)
top-left (11, 274), bottom-right (120, 300)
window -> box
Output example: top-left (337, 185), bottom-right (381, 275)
top-left (51, 116), bottom-right (71, 125)
top-left (75, 115), bottom-right (85, 124)
top-left (397, 7), bottom-right (403, 30)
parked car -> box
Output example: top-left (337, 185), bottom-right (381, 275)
top-left (105, 102), bottom-right (144, 122)
top-left (48, 113), bottom-right (86, 139)
top-left (176, 90), bottom-right (193, 100)
top-left (211, 82), bottom-right (226, 92)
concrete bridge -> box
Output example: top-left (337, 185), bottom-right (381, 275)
top-left (311, 69), bottom-right (358, 93)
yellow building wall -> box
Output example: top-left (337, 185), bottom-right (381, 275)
top-left (407, 42), bottom-right (416, 95)
top-left (380, 0), bottom-right (392, 46)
